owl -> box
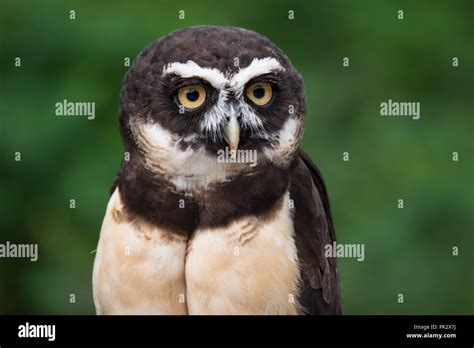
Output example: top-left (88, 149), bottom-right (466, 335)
top-left (93, 26), bottom-right (342, 315)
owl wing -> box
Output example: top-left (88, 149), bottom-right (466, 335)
top-left (291, 149), bottom-right (342, 314)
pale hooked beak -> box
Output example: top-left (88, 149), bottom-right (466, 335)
top-left (223, 113), bottom-right (240, 160)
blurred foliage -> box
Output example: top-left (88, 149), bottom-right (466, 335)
top-left (0, 0), bottom-right (473, 314)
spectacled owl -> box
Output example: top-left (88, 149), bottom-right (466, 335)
top-left (93, 26), bottom-right (342, 315)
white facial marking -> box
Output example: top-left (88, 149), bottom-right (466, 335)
top-left (146, 57), bottom-right (296, 180)
top-left (263, 117), bottom-right (300, 167)
top-left (277, 117), bottom-right (298, 149)
top-left (230, 57), bottom-right (285, 96)
top-left (200, 89), bottom-right (229, 140)
top-left (238, 101), bottom-right (264, 133)
top-left (162, 58), bottom-right (285, 140)
top-left (202, 58), bottom-right (284, 138)
top-left (162, 60), bottom-right (228, 89)
top-left (162, 58), bottom-right (284, 92)
top-left (131, 119), bottom-right (255, 191)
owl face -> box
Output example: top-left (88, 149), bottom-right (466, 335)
top-left (120, 26), bottom-right (306, 189)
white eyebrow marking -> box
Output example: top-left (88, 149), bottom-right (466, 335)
top-left (162, 60), bottom-right (228, 89)
top-left (230, 57), bottom-right (285, 93)
top-left (163, 57), bottom-right (284, 142)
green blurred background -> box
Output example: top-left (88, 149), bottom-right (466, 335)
top-left (0, 0), bottom-right (472, 314)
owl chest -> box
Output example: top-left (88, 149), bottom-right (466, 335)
top-left (93, 190), bottom-right (300, 315)
top-left (185, 200), bottom-right (301, 314)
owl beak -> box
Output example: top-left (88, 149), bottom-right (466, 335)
top-left (223, 114), bottom-right (240, 161)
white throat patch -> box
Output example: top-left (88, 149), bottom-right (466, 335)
top-left (130, 119), bottom-right (258, 191)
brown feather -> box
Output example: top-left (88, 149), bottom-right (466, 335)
top-left (291, 149), bottom-right (342, 314)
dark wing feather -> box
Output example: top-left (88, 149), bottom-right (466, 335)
top-left (291, 149), bottom-right (342, 314)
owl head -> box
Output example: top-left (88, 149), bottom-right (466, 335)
top-left (120, 26), bottom-right (306, 190)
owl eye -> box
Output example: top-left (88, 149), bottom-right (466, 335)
top-left (177, 84), bottom-right (207, 109)
top-left (246, 82), bottom-right (272, 106)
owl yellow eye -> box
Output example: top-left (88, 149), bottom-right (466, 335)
top-left (246, 82), bottom-right (272, 106)
top-left (177, 84), bottom-right (207, 109)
